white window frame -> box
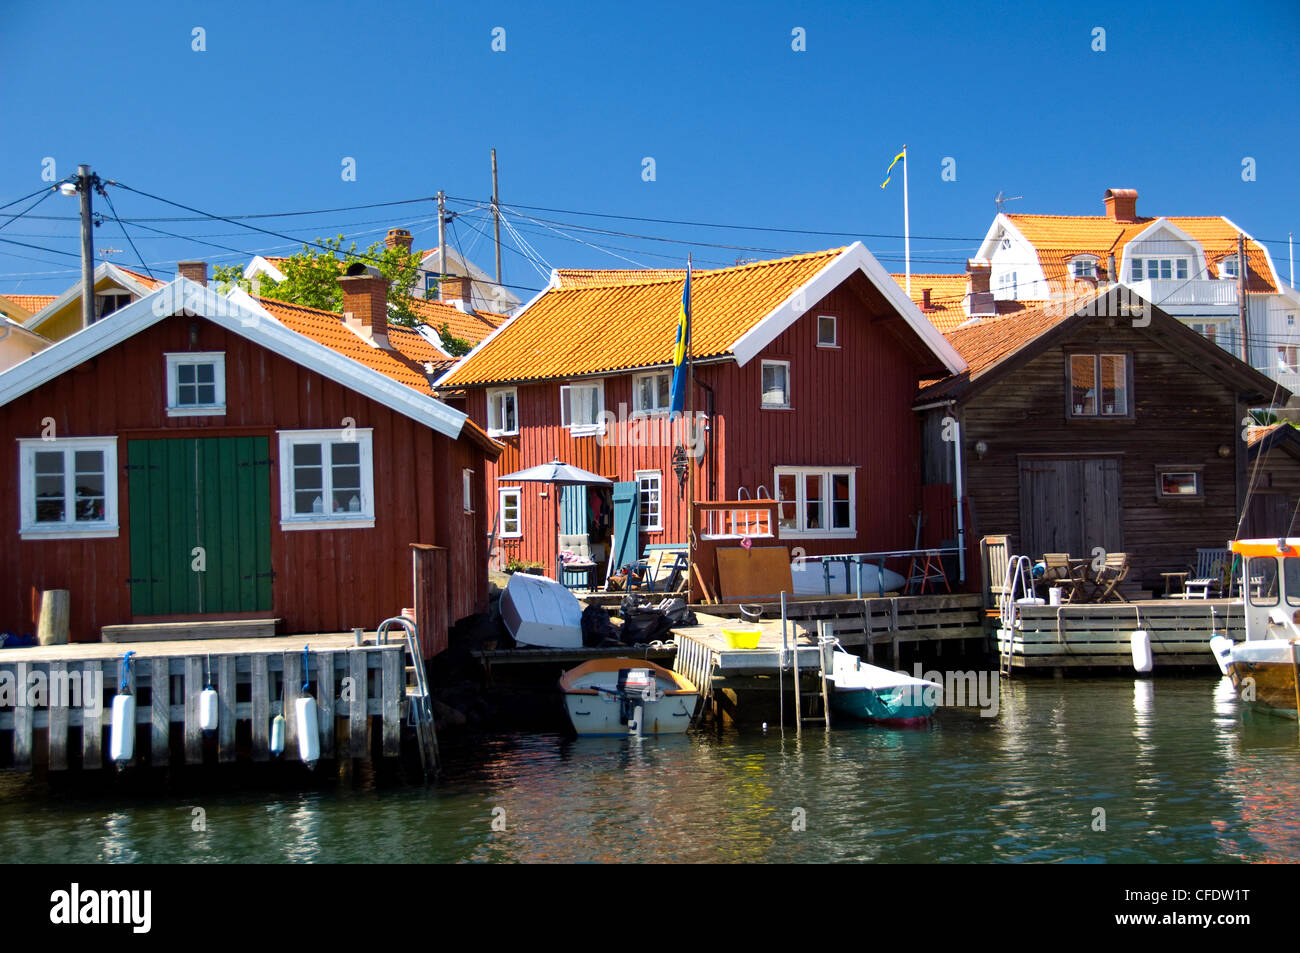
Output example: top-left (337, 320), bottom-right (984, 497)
top-left (761, 360), bottom-right (791, 409)
top-left (498, 487), bottom-right (522, 538)
top-left (560, 379), bottom-right (605, 436)
top-left (463, 468), bottom-right (474, 514)
top-left (1130, 256), bottom-right (1189, 281)
top-left (486, 386), bottom-right (518, 436)
top-left (18, 437), bottom-right (119, 539)
top-left (817, 314), bottom-right (838, 348)
top-left (165, 352), bottom-right (227, 417)
top-left (1070, 256), bottom-right (1098, 280)
top-left (277, 429), bottom-right (375, 531)
top-left (636, 470), bottom-right (663, 532)
top-left (1068, 353), bottom-right (1129, 418)
top-left (631, 371), bottom-right (672, 415)
top-left (1219, 256), bottom-right (1240, 279)
top-left (773, 466), bottom-right (856, 538)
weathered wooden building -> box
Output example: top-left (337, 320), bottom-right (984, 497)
top-left (438, 244), bottom-right (965, 584)
top-left (0, 267), bottom-right (500, 654)
top-left (917, 287), bottom-right (1283, 592)
top-left (1244, 423), bottom-right (1300, 537)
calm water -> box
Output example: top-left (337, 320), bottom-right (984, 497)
top-left (2, 676), bottom-right (1297, 863)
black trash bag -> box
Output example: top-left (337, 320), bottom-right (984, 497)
top-left (581, 604), bottom-right (621, 648)
top-left (618, 595), bottom-right (696, 644)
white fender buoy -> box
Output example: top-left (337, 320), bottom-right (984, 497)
top-left (1130, 629), bottom-right (1153, 673)
top-left (1209, 636), bottom-right (1234, 676)
top-left (295, 695), bottom-right (320, 766)
top-left (110, 693), bottom-right (136, 764)
top-left (270, 713), bottom-right (286, 757)
top-left (199, 685), bottom-right (219, 733)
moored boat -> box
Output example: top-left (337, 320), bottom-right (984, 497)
top-left (826, 649), bottom-right (938, 724)
top-left (501, 571), bottom-right (584, 648)
top-left (560, 659), bottom-right (698, 735)
top-left (1220, 538), bottom-right (1300, 719)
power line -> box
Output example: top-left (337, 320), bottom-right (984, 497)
top-left (97, 185), bottom-right (154, 280)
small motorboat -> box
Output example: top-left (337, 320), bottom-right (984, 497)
top-left (560, 659), bottom-right (698, 735)
top-left (826, 648), bottom-right (938, 724)
top-left (501, 571), bottom-right (584, 648)
top-left (1219, 539), bottom-right (1300, 719)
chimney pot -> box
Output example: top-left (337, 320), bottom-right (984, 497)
top-left (1103, 188), bottom-right (1139, 223)
top-left (338, 273), bottom-right (390, 347)
top-left (385, 228), bottom-right (414, 251)
top-left (922, 288), bottom-right (933, 311)
top-left (177, 261), bottom-right (208, 287)
top-left (965, 258), bottom-right (995, 316)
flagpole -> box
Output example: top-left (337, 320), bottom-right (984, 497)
top-left (685, 253), bottom-right (695, 605)
top-left (902, 144), bottom-right (911, 297)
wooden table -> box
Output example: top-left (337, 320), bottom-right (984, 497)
top-left (1161, 571), bottom-right (1189, 598)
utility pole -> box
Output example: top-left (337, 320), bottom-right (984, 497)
top-left (491, 148), bottom-right (502, 284)
top-left (1237, 232), bottom-right (1249, 367)
top-left (436, 190), bottom-right (447, 303)
top-left (78, 165), bottom-right (94, 328)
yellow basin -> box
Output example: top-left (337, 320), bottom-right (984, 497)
top-left (721, 628), bottom-right (761, 649)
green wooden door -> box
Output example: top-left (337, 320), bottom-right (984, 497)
top-left (127, 437), bottom-right (273, 616)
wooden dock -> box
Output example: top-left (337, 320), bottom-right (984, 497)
top-left (995, 598), bottom-right (1244, 672)
top-left (0, 633), bottom-right (421, 773)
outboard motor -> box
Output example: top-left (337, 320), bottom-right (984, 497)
top-left (617, 668), bottom-right (663, 736)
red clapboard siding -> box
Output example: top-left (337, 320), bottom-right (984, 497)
top-left (0, 314), bottom-right (491, 648)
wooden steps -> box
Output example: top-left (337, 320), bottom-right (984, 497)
top-left (102, 618), bottom-right (281, 642)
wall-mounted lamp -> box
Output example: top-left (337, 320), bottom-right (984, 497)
top-left (1217, 445), bottom-right (1231, 458)
top-left (974, 440), bottom-right (989, 459)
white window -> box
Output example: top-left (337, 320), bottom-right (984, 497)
top-left (817, 315), bottom-right (838, 347)
top-left (761, 360), bottom-right (790, 409)
top-left (774, 467), bottom-right (855, 537)
top-left (1069, 354), bottom-right (1129, 417)
top-left (93, 290), bottom-right (132, 322)
top-left (463, 468), bottom-right (474, 513)
top-left (1130, 257), bottom-right (1189, 281)
top-left (19, 437), bottom-right (119, 539)
top-left (1220, 256), bottom-right (1240, 279)
top-left (165, 352), bottom-right (226, 417)
top-left (486, 387), bottom-right (518, 436)
top-left (560, 380), bottom-right (605, 435)
top-left (997, 271), bottom-right (1018, 297)
top-left (277, 429), bottom-right (374, 530)
top-left (1071, 257), bottom-right (1098, 280)
top-left (636, 470), bottom-right (663, 531)
top-left (632, 372), bottom-right (671, 415)
top-left (498, 487), bottom-right (522, 537)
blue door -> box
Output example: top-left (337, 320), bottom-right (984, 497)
top-left (611, 481), bottom-right (640, 576)
top-left (560, 485), bottom-right (588, 587)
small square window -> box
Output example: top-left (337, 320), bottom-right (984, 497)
top-left (278, 429), bottom-right (374, 530)
top-left (817, 315), bottom-right (837, 347)
top-left (19, 437), bottom-right (119, 539)
top-left (1069, 353), bottom-right (1129, 418)
top-left (761, 361), bottom-right (790, 409)
top-left (1157, 468), bottom-right (1203, 501)
top-left (487, 387), bottom-right (518, 436)
top-left (499, 488), bottom-right (522, 537)
top-left (632, 372), bottom-right (672, 415)
top-left (166, 352), bottom-right (226, 417)
top-left (636, 470), bottom-right (663, 531)
top-left (560, 381), bottom-right (605, 435)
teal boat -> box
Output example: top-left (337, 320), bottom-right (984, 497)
top-left (827, 649), bottom-right (938, 725)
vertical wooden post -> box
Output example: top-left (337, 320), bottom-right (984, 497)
top-left (283, 652), bottom-right (302, 761)
top-left (216, 655), bottom-right (236, 763)
top-left (81, 660), bottom-right (103, 769)
top-left (315, 650), bottom-right (335, 758)
top-left (251, 654), bottom-right (270, 761)
top-left (151, 657), bottom-right (170, 765)
top-left (348, 649), bottom-right (368, 758)
top-left (48, 661), bottom-right (68, 770)
top-left (382, 649), bottom-right (402, 757)
top-left (13, 662), bottom-right (32, 771)
top-left (36, 590), bottom-right (70, 645)
top-left (411, 544), bottom-right (449, 660)
top-left (184, 656), bottom-right (203, 765)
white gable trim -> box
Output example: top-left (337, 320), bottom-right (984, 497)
top-left (0, 278), bottom-right (468, 441)
top-left (729, 242), bottom-right (965, 374)
top-left (22, 262), bottom-right (157, 331)
top-left (243, 255), bottom-right (288, 285)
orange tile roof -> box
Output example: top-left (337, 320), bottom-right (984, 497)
top-left (116, 266), bottom-right (166, 290)
top-left (554, 268), bottom-right (691, 288)
top-left (0, 294), bottom-right (56, 313)
top-left (256, 296), bottom-right (445, 394)
top-left (917, 302), bottom-right (1074, 400)
top-left (1007, 214), bottom-right (1278, 293)
top-left (891, 273), bottom-right (970, 332)
top-left (408, 297), bottom-right (503, 345)
top-left (442, 248), bottom-right (845, 387)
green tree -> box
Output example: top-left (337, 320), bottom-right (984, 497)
top-left (437, 323), bottom-right (474, 358)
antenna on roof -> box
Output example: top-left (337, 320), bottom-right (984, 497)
top-left (97, 246), bottom-right (123, 261)
top-left (994, 191), bottom-right (1022, 215)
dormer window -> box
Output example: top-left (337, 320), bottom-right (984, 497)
top-left (93, 290), bottom-right (132, 322)
top-left (165, 353), bottom-right (226, 417)
top-left (1071, 256), bottom-right (1098, 280)
top-left (1129, 257), bottom-right (1189, 281)
top-left (1220, 256), bottom-right (1240, 279)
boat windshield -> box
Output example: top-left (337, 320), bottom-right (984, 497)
top-left (1250, 557), bottom-right (1279, 605)
top-left (1287, 558), bottom-right (1300, 606)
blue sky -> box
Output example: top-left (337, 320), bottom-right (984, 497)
top-left (2, 0), bottom-right (1297, 297)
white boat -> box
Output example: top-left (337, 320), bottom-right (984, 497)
top-left (501, 572), bottom-right (583, 648)
top-left (559, 659), bottom-right (698, 735)
top-left (790, 559), bottom-right (906, 596)
top-left (1220, 538), bottom-right (1300, 719)
top-left (826, 649), bottom-right (939, 723)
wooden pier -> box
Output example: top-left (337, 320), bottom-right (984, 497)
top-left (995, 598), bottom-right (1245, 672)
top-left (0, 633), bottom-right (426, 773)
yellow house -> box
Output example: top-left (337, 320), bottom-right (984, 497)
top-left (22, 263), bottom-right (164, 343)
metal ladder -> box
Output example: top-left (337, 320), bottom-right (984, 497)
top-left (998, 555), bottom-right (1035, 677)
top-left (377, 617), bottom-right (439, 780)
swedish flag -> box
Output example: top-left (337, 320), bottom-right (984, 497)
top-left (881, 148), bottom-right (906, 189)
top-left (669, 260), bottom-right (692, 415)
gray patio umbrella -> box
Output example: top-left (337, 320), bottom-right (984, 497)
top-left (497, 459), bottom-right (612, 580)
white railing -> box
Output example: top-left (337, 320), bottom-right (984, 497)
top-left (700, 506), bottom-right (775, 539)
top-left (1127, 278), bottom-right (1238, 307)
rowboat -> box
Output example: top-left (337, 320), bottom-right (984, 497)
top-left (559, 659), bottom-right (698, 735)
top-left (1220, 538), bottom-right (1300, 719)
top-left (826, 649), bottom-right (939, 724)
top-left (501, 571), bottom-right (584, 648)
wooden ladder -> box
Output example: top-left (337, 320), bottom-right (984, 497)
top-left (377, 617), bottom-right (439, 780)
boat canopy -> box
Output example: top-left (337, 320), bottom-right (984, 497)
top-left (1230, 538), bottom-right (1300, 557)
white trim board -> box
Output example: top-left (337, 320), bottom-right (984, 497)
top-left (22, 262), bottom-right (158, 331)
top-left (0, 277), bottom-right (469, 441)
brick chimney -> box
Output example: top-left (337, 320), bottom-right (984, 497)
top-left (385, 228), bottom-right (413, 251)
top-left (966, 259), bottom-right (995, 317)
top-left (1103, 188), bottom-right (1139, 223)
top-left (177, 261), bottom-right (208, 287)
top-left (921, 288), bottom-right (933, 311)
top-left (338, 265), bottom-right (390, 348)
top-left (440, 274), bottom-right (474, 308)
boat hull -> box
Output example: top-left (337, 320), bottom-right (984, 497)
top-left (501, 572), bottom-right (584, 648)
top-left (559, 658), bottom-right (699, 736)
top-left (1227, 641), bottom-right (1298, 719)
top-left (830, 686), bottom-right (935, 724)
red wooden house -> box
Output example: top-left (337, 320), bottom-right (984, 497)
top-left (437, 244), bottom-right (965, 592)
top-left (0, 265), bottom-right (501, 656)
